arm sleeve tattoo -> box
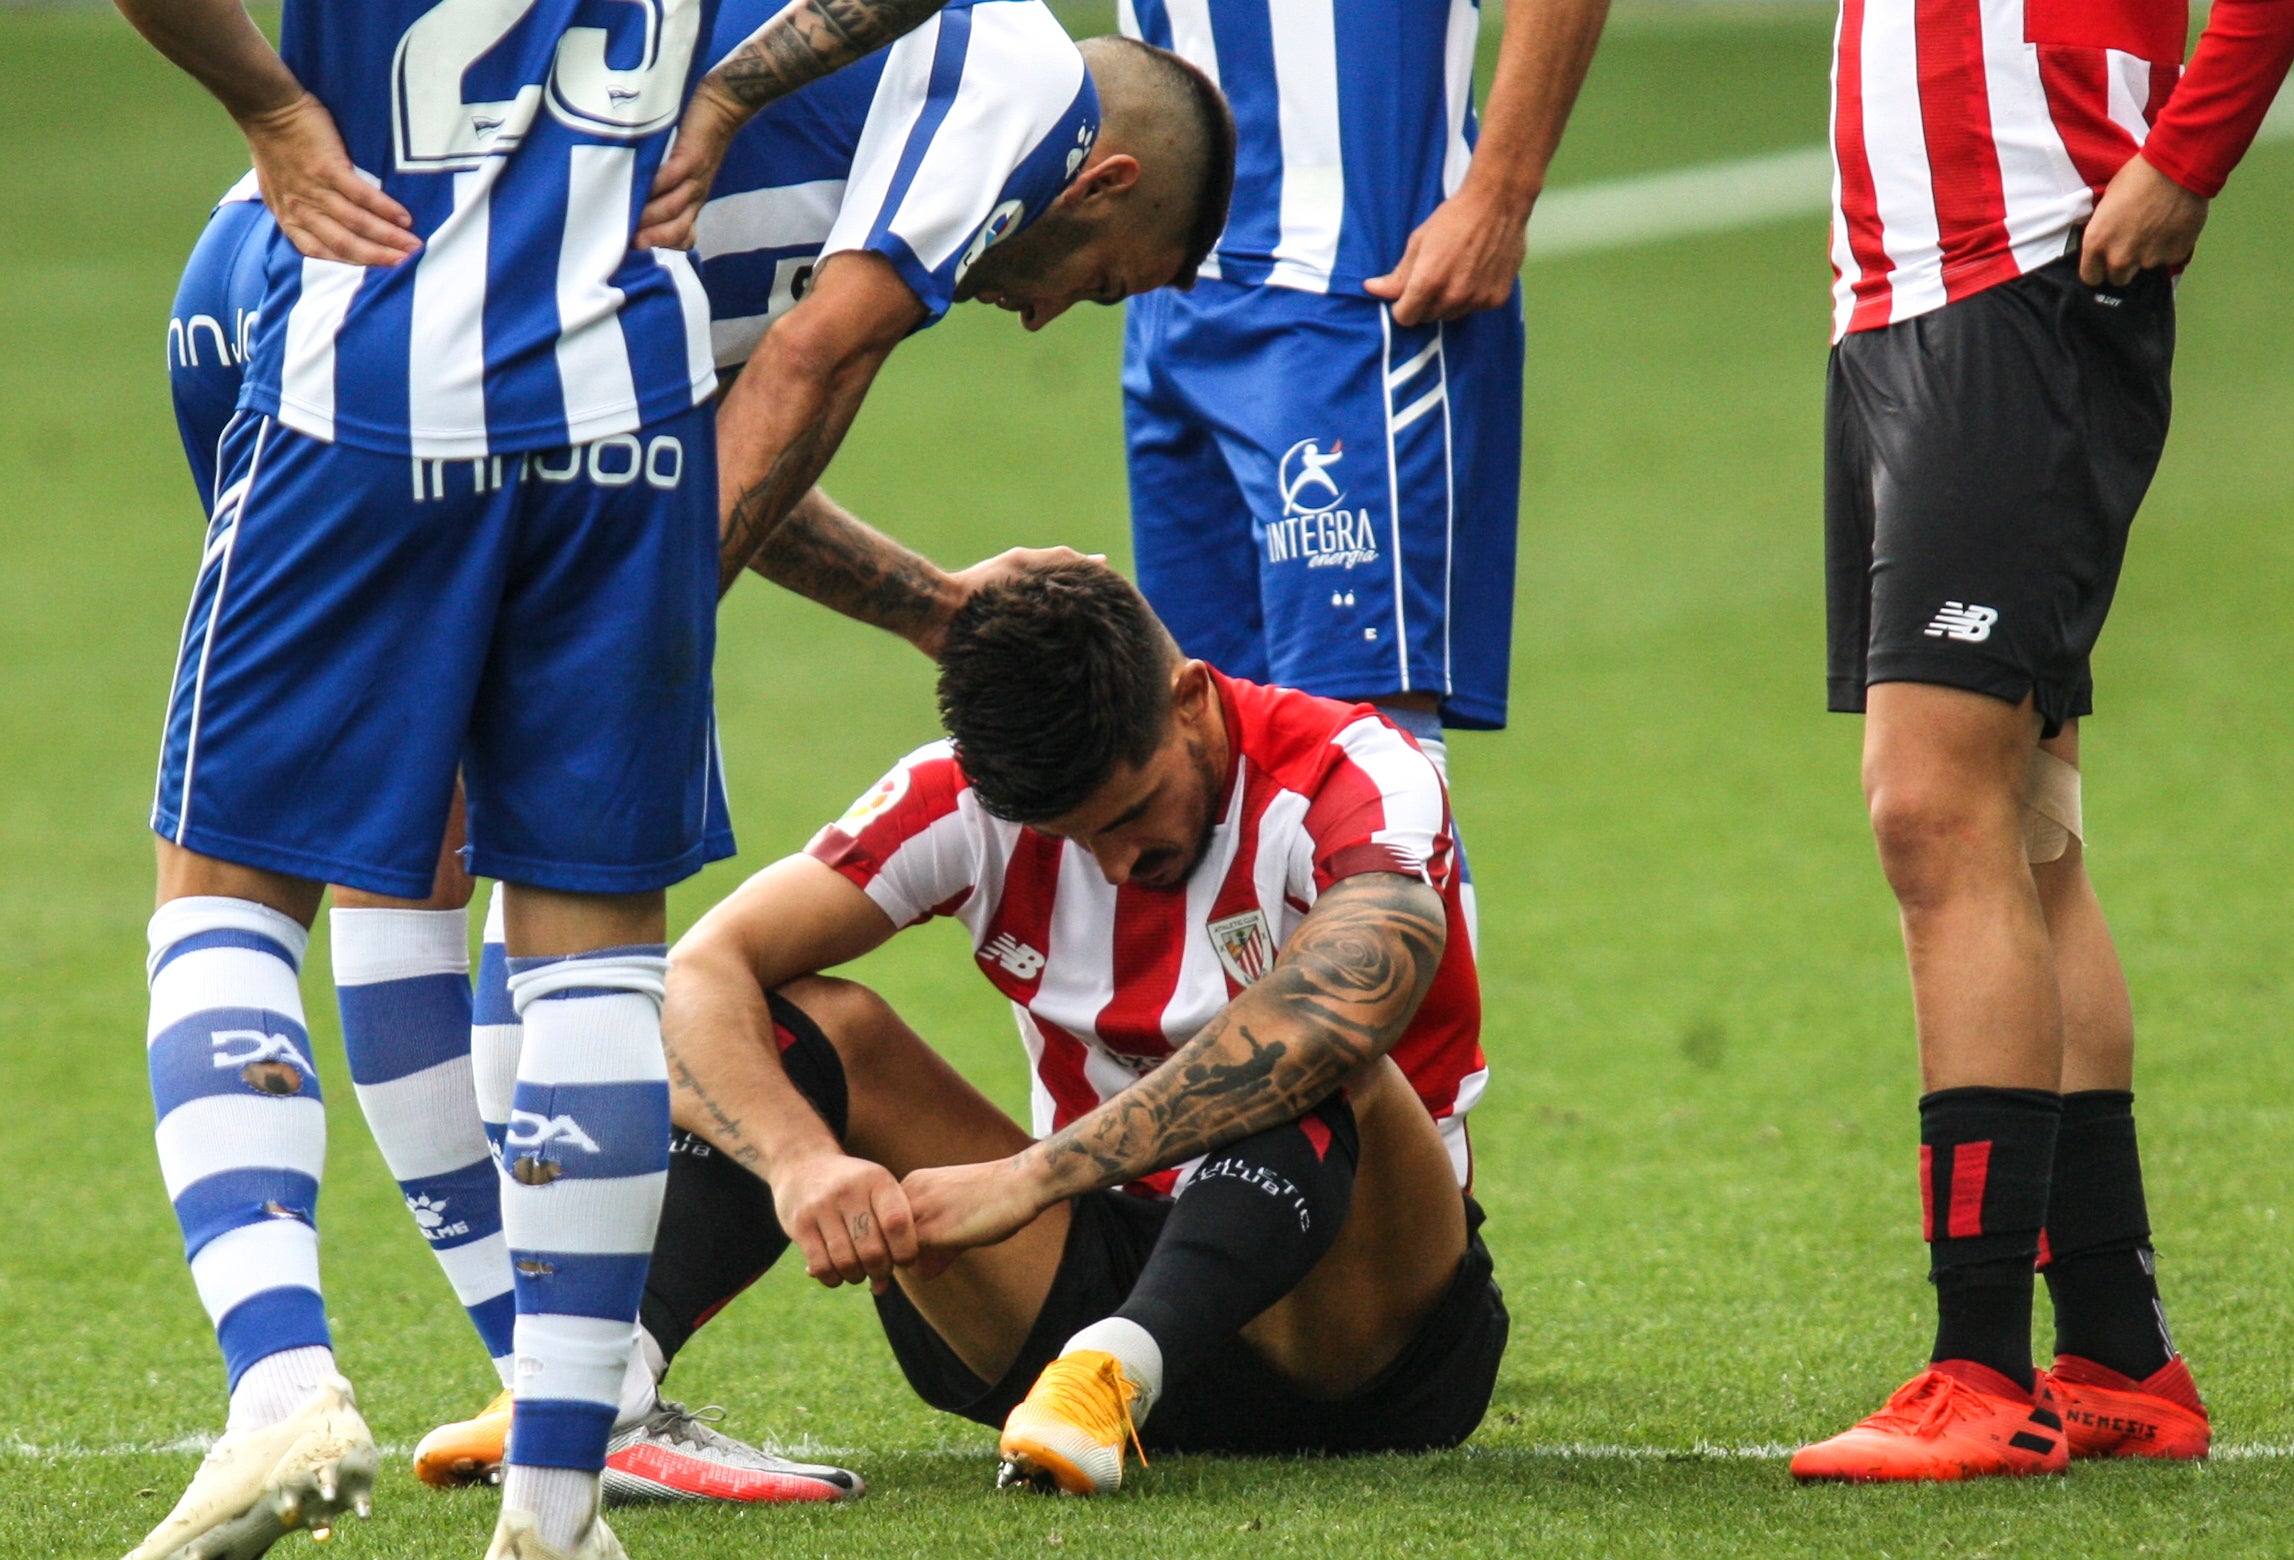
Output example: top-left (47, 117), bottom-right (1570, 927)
top-left (712, 0), bottom-right (954, 112)
top-left (747, 488), bottom-right (952, 642)
top-left (1032, 872), bottom-right (1449, 1196)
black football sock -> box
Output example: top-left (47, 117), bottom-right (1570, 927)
top-left (2042, 1089), bottom-right (2176, 1380)
top-left (1113, 1095), bottom-right (1359, 1388)
top-left (1921, 1087), bottom-right (2061, 1393)
top-left (639, 1001), bottom-right (849, 1363)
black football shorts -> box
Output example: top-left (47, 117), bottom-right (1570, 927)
top-left (1825, 252), bottom-right (2175, 737)
top-left (876, 1189), bottom-right (1508, 1456)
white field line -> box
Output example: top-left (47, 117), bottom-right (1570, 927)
top-left (1528, 86), bottom-right (2294, 260)
top-left (9, 1435), bottom-right (2293, 1462)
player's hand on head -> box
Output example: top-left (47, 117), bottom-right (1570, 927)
top-left (918, 547), bottom-right (1106, 659)
top-left (241, 92), bottom-right (419, 268)
top-left (2080, 154), bottom-right (2209, 289)
top-left (1365, 183), bottom-right (1528, 328)
top-left (774, 1150), bottom-right (917, 1290)
top-left (637, 79), bottom-right (747, 250)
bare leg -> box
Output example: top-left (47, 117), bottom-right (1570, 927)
top-left (733, 976), bottom-right (1072, 1386)
top-left (1861, 682), bottom-right (2057, 1091)
top-left (2028, 724), bottom-right (2134, 1093)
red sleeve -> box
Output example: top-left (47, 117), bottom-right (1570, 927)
top-left (803, 748), bottom-right (976, 925)
top-left (2142, 0), bottom-right (2294, 198)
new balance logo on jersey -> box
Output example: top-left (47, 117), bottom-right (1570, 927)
top-left (981, 933), bottom-right (1046, 980)
top-left (212, 1028), bottom-right (314, 1095)
top-left (506, 1110), bottom-right (601, 1184)
top-left (1924, 602), bottom-right (1999, 643)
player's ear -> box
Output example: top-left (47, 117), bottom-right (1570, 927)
top-left (1171, 658), bottom-right (1213, 718)
top-left (1065, 152), bottom-right (1142, 210)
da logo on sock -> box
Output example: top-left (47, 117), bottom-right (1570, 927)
top-left (211, 1027), bottom-right (313, 1095)
top-left (506, 1111), bottom-right (602, 1185)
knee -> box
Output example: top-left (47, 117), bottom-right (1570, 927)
top-left (1863, 771), bottom-right (2023, 908)
top-left (774, 975), bottom-right (898, 1065)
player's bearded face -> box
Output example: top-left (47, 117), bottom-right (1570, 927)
top-left (1039, 711), bottom-right (1225, 893)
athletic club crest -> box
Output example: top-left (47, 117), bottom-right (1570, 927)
top-left (1208, 910), bottom-right (1276, 987)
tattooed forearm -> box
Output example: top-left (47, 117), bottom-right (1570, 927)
top-left (712, 0), bottom-right (951, 112)
top-left (749, 489), bottom-right (954, 642)
top-left (719, 422), bottom-right (827, 598)
top-left (1030, 873), bottom-right (1448, 1196)
top-left (667, 1047), bottom-right (767, 1171)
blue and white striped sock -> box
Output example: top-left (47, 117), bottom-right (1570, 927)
top-left (147, 897), bottom-right (334, 1432)
top-left (331, 905), bottom-right (515, 1385)
top-left (472, 885), bottom-right (521, 1165)
top-left (499, 944), bottom-right (671, 1540)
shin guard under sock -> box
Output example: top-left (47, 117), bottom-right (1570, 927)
top-left (1114, 1095), bottom-right (1359, 1389)
top-left (2042, 1089), bottom-right (2176, 1379)
top-left (1921, 1088), bottom-right (2061, 1392)
top-left (639, 996), bottom-right (849, 1363)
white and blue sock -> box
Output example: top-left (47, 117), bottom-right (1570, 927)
top-left (500, 943), bottom-right (672, 1549)
top-left (331, 905), bottom-right (515, 1384)
top-left (147, 897), bottom-right (335, 1433)
top-left (472, 885), bottom-right (522, 1164)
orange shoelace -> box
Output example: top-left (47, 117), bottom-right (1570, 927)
top-left (1858, 1371), bottom-right (1993, 1439)
top-left (1026, 1353), bottom-right (1149, 1468)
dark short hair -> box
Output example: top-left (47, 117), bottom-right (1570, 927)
top-left (1094, 36), bottom-right (1235, 288)
top-left (1166, 52), bottom-right (1236, 286)
top-left (937, 563), bottom-right (1176, 823)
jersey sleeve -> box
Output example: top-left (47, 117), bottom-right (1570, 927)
top-left (819, 2), bottom-right (1099, 324)
top-left (805, 742), bottom-right (983, 927)
top-left (2141, 0), bottom-right (2294, 199)
top-left (1298, 718), bottom-right (1454, 893)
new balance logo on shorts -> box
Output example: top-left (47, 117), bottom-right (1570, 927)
top-left (1924, 602), bottom-right (1999, 643)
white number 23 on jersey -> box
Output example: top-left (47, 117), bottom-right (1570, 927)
top-left (392, 0), bottom-right (704, 171)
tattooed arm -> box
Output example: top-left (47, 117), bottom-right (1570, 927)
top-left (715, 251), bottom-right (924, 598)
top-left (664, 855), bottom-right (919, 1285)
top-left (900, 872), bottom-right (1449, 1256)
top-left (638, 0), bottom-right (953, 249)
top-left (748, 492), bottom-right (1097, 658)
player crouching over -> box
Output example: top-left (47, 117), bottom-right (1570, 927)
top-left (645, 562), bottom-right (1506, 1494)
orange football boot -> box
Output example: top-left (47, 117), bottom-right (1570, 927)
top-left (2050, 1355), bottom-right (2210, 1460)
top-left (413, 1386), bottom-right (512, 1488)
top-left (1791, 1362), bottom-right (2069, 1482)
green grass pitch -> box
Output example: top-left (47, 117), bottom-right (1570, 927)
top-left (5, 5), bottom-right (2294, 1555)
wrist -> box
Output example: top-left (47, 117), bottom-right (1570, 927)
top-left (1013, 1141), bottom-right (1081, 1207)
top-left (232, 84), bottom-right (316, 136)
top-left (1457, 161), bottom-right (1543, 227)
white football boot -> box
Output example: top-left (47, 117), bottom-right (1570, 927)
top-left (483, 1509), bottom-right (629, 1560)
top-left (602, 1399), bottom-right (863, 1504)
top-left (124, 1375), bottom-right (378, 1560)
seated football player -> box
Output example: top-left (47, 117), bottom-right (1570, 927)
top-left (628, 561), bottom-right (1508, 1491)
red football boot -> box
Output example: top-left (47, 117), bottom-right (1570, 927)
top-left (1790, 1362), bottom-right (2070, 1482)
top-left (2050, 1355), bottom-right (2211, 1460)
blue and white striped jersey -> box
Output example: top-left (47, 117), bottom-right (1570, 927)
top-left (694, 0), bottom-right (1098, 370)
top-left (240, 0), bottom-right (723, 459)
top-left (1120, 0), bottom-right (1483, 296)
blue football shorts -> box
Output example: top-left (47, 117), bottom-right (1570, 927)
top-left (152, 405), bottom-right (730, 898)
top-left (168, 190), bottom-right (270, 516)
top-left (1124, 276), bottom-right (1525, 730)
top-left (162, 196), bottom-right (734, 894)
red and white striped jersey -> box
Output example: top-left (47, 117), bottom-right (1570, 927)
top-left (1828, 0), bottom-right (2294, 340)
top-left (1830, 0), bottom-right (2182, 338)
top-left (808, 671), bottom-right (1488, 1189)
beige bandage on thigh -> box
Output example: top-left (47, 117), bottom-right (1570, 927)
top-left (2024, 748), bottom-right (2084, 864)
